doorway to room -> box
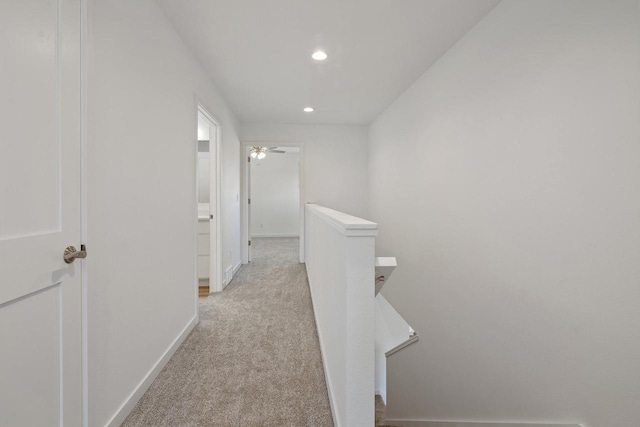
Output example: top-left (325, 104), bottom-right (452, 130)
top-left (196, 107), bottom-right (222, 299)
top-left (241, 143), bottom-right (304, 264)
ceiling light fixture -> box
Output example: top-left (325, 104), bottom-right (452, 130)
top-left (312, 50), bottom-right (327, 61)
top-left (303, 107), bottom-right (314, 113)
top-left (250, 146), bottom-right (286, 159)
top-left (250, 146), bottom-right (267, 159)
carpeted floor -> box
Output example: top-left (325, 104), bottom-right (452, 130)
top-left (122, 237), bottom-right (334, 426)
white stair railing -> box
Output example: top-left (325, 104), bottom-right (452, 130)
top-left (304, 203), bottom-right (377, 427)
top-left (375, 293), bottom-right (419, 403)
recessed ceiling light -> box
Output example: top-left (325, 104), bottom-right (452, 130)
top-left (303, 107), bottom-right (314, 113)
top-left (312, 51), bottom-right (327, 61)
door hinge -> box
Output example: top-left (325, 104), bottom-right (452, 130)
top-left (247, 156), bottom-right (251, 162)
top-left (248, 198), bottom-right (251, 204)
top-left (248, 240), bottom-right (251, 246)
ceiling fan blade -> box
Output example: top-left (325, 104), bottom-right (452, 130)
top-left (269, 150), bottom-right (286, 153)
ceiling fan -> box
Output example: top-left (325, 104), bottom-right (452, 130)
top-left (250, 146), bottom-right (285, 159)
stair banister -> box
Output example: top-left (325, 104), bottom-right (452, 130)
top-left (304, 203), bottom-right (377, 427)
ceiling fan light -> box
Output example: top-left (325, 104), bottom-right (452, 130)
top-left (250, 151), bottom-right (257, 159)
top-left (257, 151), bottom-right (266, 160)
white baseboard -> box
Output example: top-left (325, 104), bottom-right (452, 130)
top-left (384, 421), bottom-right (583, 427)
top-left (251, 233), bottom-right (299, 238)
top-left (222, 261), bottom-right (242, 289)
top-left (375, 389), bottom-right (386, 404)
top-left (105, 316), bottom-right (198, 427)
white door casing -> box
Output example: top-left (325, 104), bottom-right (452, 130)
top-left (197, 107), bottom-right (221, 292)
top-left (0, 0), bottom-right (83, 425)
top-left (240, 142), bottom-right (305, 264)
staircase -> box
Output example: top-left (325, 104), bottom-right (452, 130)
top-left (374, 257), bottom-right (418, 405)
top-left (305, 203), bottom-right (418, 427)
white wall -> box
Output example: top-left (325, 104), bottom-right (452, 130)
top-left (250, 151), bottom-right (300, 237)
top-left (197, 117), bottom-right (210, 205)
top-left (87, 0), bottom-right (241, 425)
top-left (197, 153), bottom-right (210, 204)
top-left (369, 1), bottom-right (640, 426)
top-left (197, 116), bottom-right (209, 141)
top-left (240, 124), bottom-right (369, 218)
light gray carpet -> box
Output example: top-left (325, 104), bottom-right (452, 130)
top-left (122, 237), bottom-right (334, 426)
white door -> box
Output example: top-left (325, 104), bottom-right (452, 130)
top-left (247, 154), bottom-right (252, 262)
top-left (197, 110), bottom-right (219, 290)
top-left (0, 0), bottom-right (83, 425)
top-left (207, 123), bottom-right (217, 289)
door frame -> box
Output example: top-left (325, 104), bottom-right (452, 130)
top-left (240, 141), bottom-right (305, 264)
top-left (196, 104), bottom-right (222, 294)
top-left (81, 0), bottom-right (89, 425)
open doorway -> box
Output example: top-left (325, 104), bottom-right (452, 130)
top-left (241, 143), bottom-right (304, 264)
top-left (196, 107), bottom-right (222, 301)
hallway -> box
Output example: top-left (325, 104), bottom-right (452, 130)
top-left (122, 238), bottom-right (333, 426)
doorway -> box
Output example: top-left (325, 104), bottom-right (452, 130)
top-left (196, 107), bottom-right (222, 298)
top-left (241, 142), bottom-right (305, 264)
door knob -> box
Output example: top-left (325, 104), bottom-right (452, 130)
top-left (64, 244), bottom-right (87, 264)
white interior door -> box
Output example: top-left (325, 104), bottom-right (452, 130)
top-left (197, 109), bottom-right (220, 291)
top-left (0, 0), bottom-right (83, 425)
top-left (247, 154), bottom-right (252, 262)
top-left (207, 122), bottom-right (217, 289)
